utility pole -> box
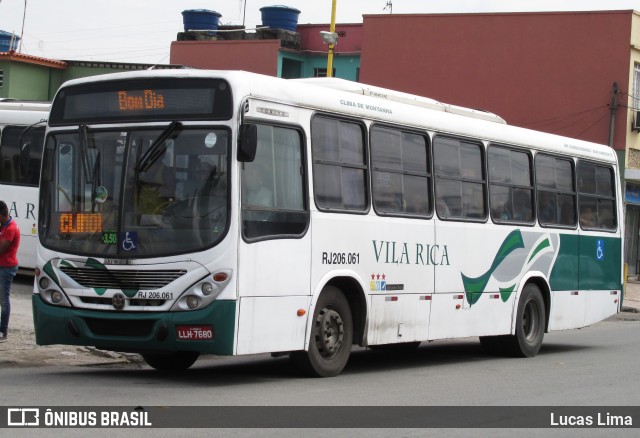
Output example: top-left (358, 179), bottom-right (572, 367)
top-left (18, 0), bottom-right (27, 52)
top-left (242, 0), bottom-right (247, 28)
top-left (326, 0), bottom-right (337, 78)
top-left (608, 81), bottom-right (618, 147)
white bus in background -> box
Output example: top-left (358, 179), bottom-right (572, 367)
top-left (0, 100), bottom-right (50, 272)
top-left (32, 71), bottom-right (623, 376)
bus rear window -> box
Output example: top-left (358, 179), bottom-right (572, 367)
top-left (49, 78), bottom-right (233, 125)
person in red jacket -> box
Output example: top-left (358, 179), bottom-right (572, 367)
top-left (0, 200), bottom-right (20, 343)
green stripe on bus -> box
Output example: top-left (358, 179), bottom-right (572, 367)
top-left (462, 229), bottom-right (524, 305)
top-left (528, 238), bottom-right (550, 264)
top-left (500, 284), bottom-right (516, 302)
top-left (549, 234), bottom-right (621, 291)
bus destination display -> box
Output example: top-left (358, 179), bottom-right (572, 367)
top-left (118, 90), bottom-right (165, 111)
top-left (49, 78), bottom-right (232, 125)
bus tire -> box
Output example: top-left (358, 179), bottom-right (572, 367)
top-left (505, 283), bottom-right (546, 357)
top-left (291, 286), bottom-right (353, 377)
top-left (142, 351), bottom-right (200, 371)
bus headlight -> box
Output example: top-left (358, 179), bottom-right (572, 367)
top-left (201, 282), bottom-right (214, 296)
top-left (37, 275), bottom-right (71, 307)
top-left (41, 288), bottom-right (71, 307)
top-left (171, 270), bottom-right (232, 311)
top-left (186, 296), bottom-right (200, 309)
top-left (51, 290), bottom-right (64, 304)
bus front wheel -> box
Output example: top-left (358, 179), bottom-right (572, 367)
top-left (291, 286), bottom-right (353, 377)
top-left (142, 351), bottom-right (200, 372)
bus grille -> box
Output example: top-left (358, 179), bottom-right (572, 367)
top-left (60, 267), bottom-right (187, 290)
top-left (79, 296), bottom-right (167, 307)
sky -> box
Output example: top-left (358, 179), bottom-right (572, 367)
top-left (0, 0), bottom-right (638, 64)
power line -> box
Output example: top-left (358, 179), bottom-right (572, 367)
top-left (574, 111), bottom-right (611, 138)
top-left (520, 105), bottom-right (608, 128)
top-left (552, 107), bottom-right (609, 133)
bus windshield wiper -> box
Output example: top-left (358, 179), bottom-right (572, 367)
top-left (79, 124), bottom-right (93, 184)
top-left (18, 119), bottom-right (47, 177)
top-left (135, 121), bottom-right (182, 172)
top-left (18, 119), bottom-right (46, 146)
top-left (91, 152), bottom-right (101, 213)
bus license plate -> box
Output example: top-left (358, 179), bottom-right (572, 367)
top-left (176, 325), bottom-right (214, 340)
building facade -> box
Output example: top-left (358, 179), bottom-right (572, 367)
top-left (0, 51), bottom-right (181, 101)
top-left (169, 23), bottom-right (362, 81)
top-left (0, 52), bottom-right (66, 100)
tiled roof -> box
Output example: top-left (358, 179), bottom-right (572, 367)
top-left (0, 50), bottom-right (67, 69)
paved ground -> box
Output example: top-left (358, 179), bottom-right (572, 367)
top-left (624, 277), bottom-right (640, 311)
top-left (0, 287), bottom-right (144, 368)
top-left (1, 278), bottom-right (639, 368)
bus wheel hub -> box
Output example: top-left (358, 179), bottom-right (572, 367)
top-left (315, 308), bottom-right (344, 358)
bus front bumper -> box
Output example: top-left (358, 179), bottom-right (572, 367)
top-left (31, 294), bottom-right (236, 356)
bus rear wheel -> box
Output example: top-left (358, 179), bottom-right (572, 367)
top-left (481, 283), bottom-right (546, 357)
top-left (510, 283), bottom-right (546, 357)
top-left (291, 286), bottom-right (353, 377)
top-left (142, 351), bottom-right (200, 371)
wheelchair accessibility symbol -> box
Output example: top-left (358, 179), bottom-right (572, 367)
top-left (121, 231), bottom-right (138, 251)
top-left (596, 239), bottom-right (604, 261)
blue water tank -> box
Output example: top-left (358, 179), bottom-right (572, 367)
top-left (260, 5), bottom-right (301, 32)
top-left (0, 30), bottom-right (19, 52)
top-left (181, 9), bottom-right (222, 32)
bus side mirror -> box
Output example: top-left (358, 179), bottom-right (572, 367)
top-left (238, 124), bottom-right (257, 162)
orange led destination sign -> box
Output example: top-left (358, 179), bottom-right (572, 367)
top-left (49, 78), bottom-right (232, 125)
top-left (59, 213), bottom-right (103, 233)
top-left (118, 90), bottom-right (165, 111)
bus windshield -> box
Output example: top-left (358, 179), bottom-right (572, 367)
top-left (39, 126), bottom-right (229, 257)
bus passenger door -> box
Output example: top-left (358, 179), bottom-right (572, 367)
top-left (236, 124), bottom-right (311, 355)
top-left (576, 162), bottom-right (620, 328)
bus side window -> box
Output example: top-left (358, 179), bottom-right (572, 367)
top-left (0, 126), bottom-right (21, 184)
top-left (488, 145), bottom-right (534, 225)
top-left (0, 129), bottom-right (14, 183)
top-left (242, 124), bottom-right (308, 240)
top-left (535, 154), bottom-right (576, 228)
top-left (311, 115), bottom-right (367, 212)
top-left (577, 160), bottom-right (616, 230)
top-left (19, 126), bottom-right (45, 186)
top-left (433, 135), bottom-right (486, 221)
top-left (370, 125), bottom-right (431, 217)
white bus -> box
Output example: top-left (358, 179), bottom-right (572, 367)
top-left (0, 100), bottom-right (50, 272)
top-left (33, 71), bottom-right (623, 376)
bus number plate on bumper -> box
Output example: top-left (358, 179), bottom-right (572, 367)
top-left (176, 325), bottom-right (214, 340)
